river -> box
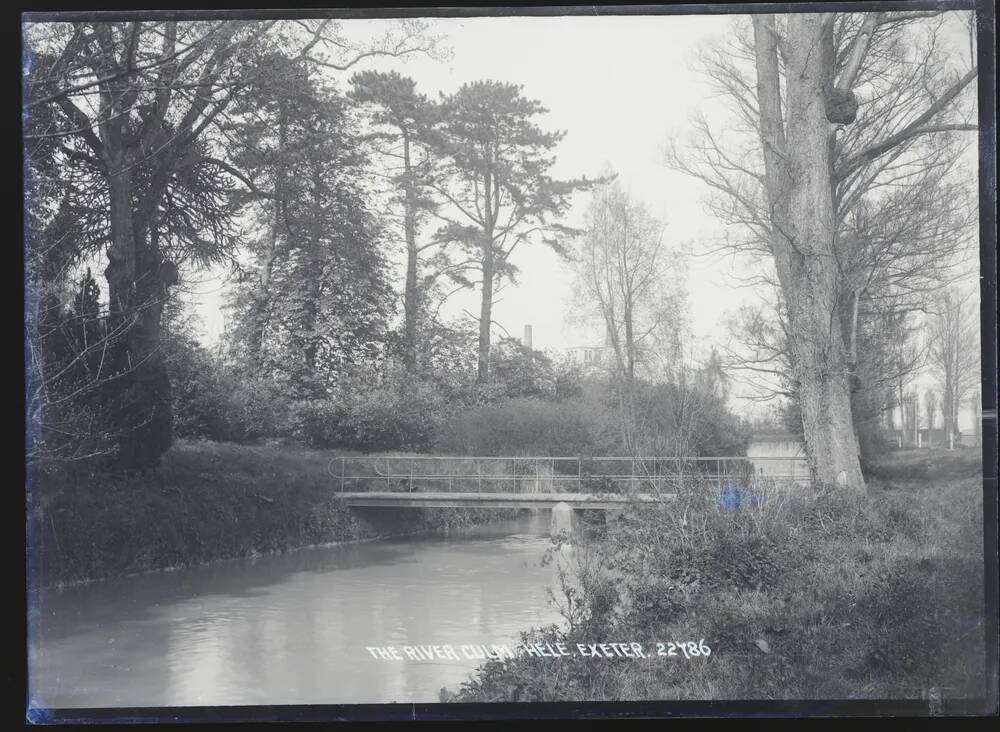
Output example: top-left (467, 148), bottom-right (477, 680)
top-left (28, 513), bottom-right (566, 708)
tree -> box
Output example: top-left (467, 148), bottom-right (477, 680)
top-left (923, 388), bottom-right (939, 445)
top-left (424, 81), bottom-right (597, 382)
top-left (928, 287), bottom-right (979, 446)
top-left (23, 18), bottom-right (441, 467)
top-left (488, 337), bottom-right (559, 400)
top-left (569, 175), bottom-right (686, 450)
top-left (572, 176), bottom-right (685, 385)
top-left (223, 57), bottom-right (395, 398)
top-left (671, 11), bottom-right (978, 489)
top-left (349, 71), bottom-right (445, 371)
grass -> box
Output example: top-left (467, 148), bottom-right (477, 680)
top-left (27, 439), bottom-right (515, 586)
top-left (443, 448), bottom-right (990, 704)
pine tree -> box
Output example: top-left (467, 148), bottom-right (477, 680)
top-left (424, 81), bottom-right (600, 382)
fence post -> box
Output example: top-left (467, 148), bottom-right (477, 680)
top-left (409, 461), bottom-right (413, 493)
top-left (341, 457), bottom-right (345, 493)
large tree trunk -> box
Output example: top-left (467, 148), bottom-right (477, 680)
top-left (249, 107), bottom-right (288, 370)
top-left (105, 161), bottom-right (136, 327)
top-left (753, 14), bottom-right (865, 490)
top-left (477, 170), bottom-right (496, 384)
top-left (105, 165), bottom-right (177, 468)
top-left (401, 132), bottom-right (420, 371)
top-left (477, 240), bottom-right (494, 383)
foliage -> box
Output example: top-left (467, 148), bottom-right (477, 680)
top-left (26, 267), bottom-right (121, 464)
top-left (443, 449), bottom-right (986, 702)
top-left (165, 339), bottom-right (285, 444)
top-left (434, 374), bottom-right (747, 458)
top-left (29, 439), bottom-right (512, 586)
top-left (285, 367), bottom-right (451, 452)
top-left (348, 71), bottom-right (447, 370)
top-left (424, 79), bottom-right (600, 380)
top-left (569, 173), bottom-right (686, 383)
top-left (434, 396), bottom-right (606, 457)
top-left (487, 337), bottom-right (561, 400)
top-left (224, 54), bottom-right (396, 398)
top-left (23, 20), bottom-right (441, 468)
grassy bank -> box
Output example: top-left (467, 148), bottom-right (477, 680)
top-left (28, 440), bottom-right (516, 587)
top-left (443, 449), bottom-right (989, 703)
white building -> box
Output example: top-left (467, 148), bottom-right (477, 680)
top-left (564, 343), bottom-right (614, 371)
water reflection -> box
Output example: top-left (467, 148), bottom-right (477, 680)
top-left (30, 513), bottom-right (564, 707)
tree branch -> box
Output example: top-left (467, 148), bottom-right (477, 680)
top-left (835, 66), bottom-right (978, 182)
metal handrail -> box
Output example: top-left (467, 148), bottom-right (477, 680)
top-left (328, 455), bottom-right (812, 493)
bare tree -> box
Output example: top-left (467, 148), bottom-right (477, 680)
top-left (928, 287), bottom-right (979, 446)
top-left (923, 388), bottom-right (939, 445)
top-left (572, 176), bottom-right (684, 384)
top-left (568, 175), bottom-right (685, 450)
top-left (668, 11), bottom-right (978, 489)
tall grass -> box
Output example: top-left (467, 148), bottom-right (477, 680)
top-left (442, 449), bottom-right (987, 702)
top-left (28, 440), bottom-right (516, 586)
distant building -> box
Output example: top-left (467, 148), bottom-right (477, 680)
top-left (565, 324), bottom-right (615, 373)
top-left (521, 324), bottom-right (533, 350)
top-left (565, 344), bottom-right (613, 369)
top-left (746, 430), bottom-right (809, 482)
top-left (889, 396), bottom-right (981, 448)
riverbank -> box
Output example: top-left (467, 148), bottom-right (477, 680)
top-left (443, 448), bottom-right (989, 702)
top-left (28, 440), bottom-right (516, 587)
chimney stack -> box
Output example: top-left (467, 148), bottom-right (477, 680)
top-left (523, 324), bottom-right (533, 350)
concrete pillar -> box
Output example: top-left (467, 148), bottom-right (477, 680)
top-left (550, 501), bottom-right (573, 539)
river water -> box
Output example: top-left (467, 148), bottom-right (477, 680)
top-left (29, 513), bottom-right (566, 708)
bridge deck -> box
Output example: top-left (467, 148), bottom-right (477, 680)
top-left (339, 491), bottom-right (676, 510)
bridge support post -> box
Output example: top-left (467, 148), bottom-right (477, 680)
top-left (550, 501), bottom-right (574, 540)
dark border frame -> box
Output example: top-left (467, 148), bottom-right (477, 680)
top-left (17, 0), bottom-right (999, 723)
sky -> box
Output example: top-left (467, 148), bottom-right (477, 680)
top-left (187, 14), bottom-right (749, 357)
top-left (180, 12), bottom-right (979, 422)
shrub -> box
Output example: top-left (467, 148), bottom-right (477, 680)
top-left (167, 337), bottom-right (285, 443)
top-left (433, 396), bottom-right (606, 456)
top-left (287, 370), bottom-right (450, 452)
top-left (446, 451), bottom-right (987, 702)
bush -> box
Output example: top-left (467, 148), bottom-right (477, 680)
top-left (445, 452), bottom-right (987, 702)
top-left (287, 370), bottom-right (450, 452)
top-left (167, 337), bottom-right (284, 443)
top-left (628, 380), bottom-right (752, 456)
top-left (433, 396), bottom-right (606, 456)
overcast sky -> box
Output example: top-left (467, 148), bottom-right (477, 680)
top-left (182, 12), bottom-right (977, 420)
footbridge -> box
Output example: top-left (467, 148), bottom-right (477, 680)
top-left (328, 455), bottom-right (811, 510)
